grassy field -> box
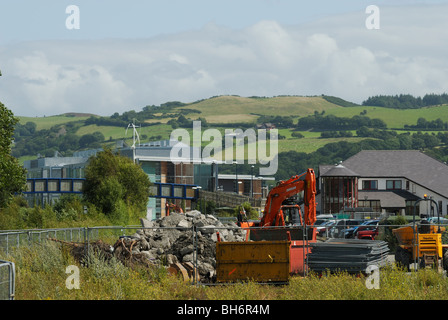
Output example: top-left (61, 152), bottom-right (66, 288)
top-left (324, 104), bottom-right (448, 128)
top-left (182, 95), bottom-right (342, 120)
top-left (3, 240), bottom-right (448, 300)
top-left (18, 96), bottom-right (448, 132)
top-left (18, 114), bottom-right (92, 130)
top-left (76, 123), bottom-right (176, 144)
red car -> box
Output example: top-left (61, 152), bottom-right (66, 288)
top-left (356, 227), bottom-right (378, 240)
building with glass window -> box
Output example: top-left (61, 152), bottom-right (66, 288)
top-left (22, 140), bottom-right (213, 218)
top-left (319, 150), bottom-right (448, 218)
top-left (22, 139), bottom-right (270, 219)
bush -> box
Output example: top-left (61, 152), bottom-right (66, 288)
top-left (379, 215), bottom-right (409, 252)
top-left (82, 148), bottom-right (151, 221)
top-left (233, 202), bottom-right (259, 220)
top-left (291, 132), bottom-right (304, 139)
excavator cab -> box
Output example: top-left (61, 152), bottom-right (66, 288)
top-left (279, 198), bottom-right (303, 226)
top-left (281, 205), bottom-right (302, 226)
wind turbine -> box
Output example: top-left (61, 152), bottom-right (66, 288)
top-left (125, 119), bottom-right (141, 149)
top-left (125, 120), bottom-right (141, 163)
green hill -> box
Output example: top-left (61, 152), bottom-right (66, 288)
top-left (178, 95), bottom-right (341, 123)
top-left (13, 95), bottom-right (448, 163)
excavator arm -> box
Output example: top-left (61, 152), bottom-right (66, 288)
top-left (260, 168), bottom-right (316, 227)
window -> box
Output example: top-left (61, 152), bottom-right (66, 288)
top-left (386, 180), bottom-right (402, 190)
top-left (358, 200), bottom-right (381, 212)
top-left (362, 180), bottom-right (378, 190)
top-left (406, 200), bottom-right (419, 216)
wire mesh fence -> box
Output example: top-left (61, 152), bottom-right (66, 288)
top-left (0, 228), bottom-right (88, 256)
top-left (0, 216), bottom-right (447, 296)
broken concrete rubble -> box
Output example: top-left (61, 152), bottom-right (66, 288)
top-left (126, 211), bottom-right (247, 282)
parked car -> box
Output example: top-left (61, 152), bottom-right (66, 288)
top-left (316, 220), bottom-right (336, 237)
top-left (329, 219), bottom-right (365, 238)
top-left (427, 217), bottom-right (448, 225)
top-left (315, 219), bottom-right (332, 226)
top-left (352, 220), bottom-right (379, 238)
top-left (339, 219), bottom-right (367, 238)
top-left (356, 226), bottom-right (379, 240)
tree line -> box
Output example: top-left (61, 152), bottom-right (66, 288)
top-left (362, 93), bottom-right (448, 109)
top-left (297, 114), bottom-right (386, 131)
top-left (405, 117), bottom-right (448, 130)
top-left (13, 122), bottom-right (105, 158)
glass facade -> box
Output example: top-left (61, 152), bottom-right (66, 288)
top-left (322, 176), bottom-right (358, 214)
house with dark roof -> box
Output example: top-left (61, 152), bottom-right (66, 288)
top-left (319, 150), bottom-right (448, 218)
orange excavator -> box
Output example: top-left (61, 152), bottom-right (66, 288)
top-left (260, 168), bottom-right (317, 227)
top-left (216, 169), bottom-right (318, 282)
top-left (238, 168), bottom-right (317, 234)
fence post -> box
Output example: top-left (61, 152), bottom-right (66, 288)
top-left (192, 225), bottom-right (197, 286)
top-left (0, 260), bottom-right (15, 300)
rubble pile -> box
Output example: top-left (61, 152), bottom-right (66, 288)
top-left (53, 211), bottom-right (246, 282)
top-left (131, 210), bottom-right (247, 281)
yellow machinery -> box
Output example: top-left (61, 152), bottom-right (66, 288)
top-left (393, 224), bottom-right (447, 270)
top-left (393, 195), bottom-right (448, 271)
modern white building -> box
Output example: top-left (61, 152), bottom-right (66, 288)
top-left (319, 150), bottom-right (448, 218)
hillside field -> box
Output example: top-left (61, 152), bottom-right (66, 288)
top-left (15, 95), bottom-right (448, 161)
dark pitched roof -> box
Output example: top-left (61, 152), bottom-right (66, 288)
top-left (358, 190), bottom-right (420, 208)
top-left (342, 150), bottom-right (448, 197)
top-left (320, 164), bottom-right (358, 177)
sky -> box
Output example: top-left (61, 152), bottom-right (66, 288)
top-left (0, 0), bottom-right (447, 117)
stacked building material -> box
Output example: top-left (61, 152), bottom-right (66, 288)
top-left (307, 238), bottom-right (390, 274)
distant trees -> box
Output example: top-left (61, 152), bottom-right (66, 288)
top-left (321, 95), bottom-right (359, 107)
top-left (362, 93), bottom-right (448, 109)
top-left (297, 114), bottom-right (386, 131)
top-left (0, 102), bottom-right (27, 208)
top-left (320, 131), bottom-right (353, 138)
top-left (257, 115), bottom-right (294, 128)
top-left (12, 124), bottom-right (105, 158)
top-left (405, 117), bottom-right (448, 130)
top-left (291, 132), bottom-right (304, 138)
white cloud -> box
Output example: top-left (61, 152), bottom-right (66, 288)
top-left (1, 4), bottom-right (448, 117)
